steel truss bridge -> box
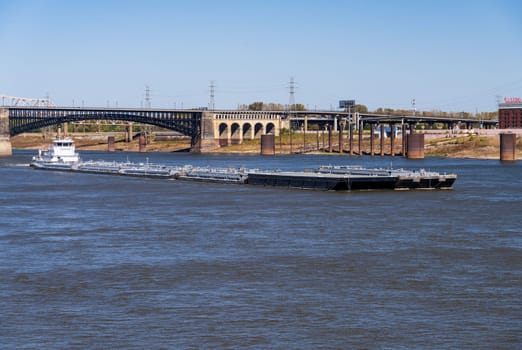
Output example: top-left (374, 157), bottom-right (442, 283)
top-left (2, 106), bottom-right (497, 149)
top-left (5, 107), bottom-right (203, 145)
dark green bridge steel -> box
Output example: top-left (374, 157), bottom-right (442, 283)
top-left (7, 107), bottom-right (203, 145)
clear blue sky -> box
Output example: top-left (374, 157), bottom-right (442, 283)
top-left (1, 0), bottom-right (521, 113)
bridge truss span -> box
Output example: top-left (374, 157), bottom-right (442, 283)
top-left (7, 107), bottom-right (203, 143)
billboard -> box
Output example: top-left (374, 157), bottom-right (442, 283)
top-left (339, 100), bottom-right (355, 109)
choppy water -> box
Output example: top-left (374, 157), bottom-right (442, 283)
top-left (1, 150), bottom-right (521, 349)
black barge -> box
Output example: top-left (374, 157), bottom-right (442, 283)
top-left (247, 166), bottom-right (456, 191)
top-left (247, 171), bottom-right (398, 191)
top-left (30, 160), bottom-right (456, 191)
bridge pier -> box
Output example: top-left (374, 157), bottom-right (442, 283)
top-left (192, 111), bottom-right (219, 153)
top-left (500, 133), bottom-right (516, 161)
top-left (349, 123), bottom-right (354, 155)
top-left (339, 119), bottom-right (345, 153)
top-left (0, 136), bottom-right (12, 157)
top-left (380, 124), bottom-right (385, 156)
top-left (407, 133), bottom-right (425, 159)
top-left (139, 133), bottom-right (146, 152)
top-left (402, 124), bottom-right (407, 156)
top-left (0, 108), bottom-right (12, 157)
top-left (390, 124), bottom-right (395, 157)
top-left (126, 123), bottom-right (133, 142)
top-left (370, 124), bottom-right (375, 156)
top-left (358, 122), bottom-right (363, 156)
top-left (328, 125), bottom-right (333, 152)
top-left (108, 136), bottom-right (116, 152)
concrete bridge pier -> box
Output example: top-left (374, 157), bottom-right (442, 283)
top-left (349, 123), bottom-right (354, 155)
top-left (390, 124), bottom-right (396, 157)
top-left (401, 124), bottom-right (408, 156)
top-left (407, 133), bottom-right (425, 159)
top-left (108, 136), bottom-right (116, 152)
top-left (192, 111), bottom-right (219, 153)
top-left (380, 124), bottom-right (385, 156)
top-left (358, 122), bottom-right (363, 156)
top-left (0, 136), bottom-right (11, 157)
top-left (0, 108), bottom-right (12, 157)
top-left (328, 125), bottom-right (333, 153)
top-left (500, 133), bottom-right (516, 161)
top-left (139, 133), bottom-right (147, 152)
top-left (125, 122), bottom-right (133, 142)
top-left (370, 124), bottom-right (375, 156)
top-left (338, 120), bottom-right (345, 153)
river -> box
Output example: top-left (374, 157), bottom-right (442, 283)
top-left (1, 150), bottom-right (521, 349)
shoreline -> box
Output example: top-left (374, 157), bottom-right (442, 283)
top-left (10, 131), bottom-right (522, 160)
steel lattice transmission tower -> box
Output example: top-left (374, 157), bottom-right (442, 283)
top-left (144, 86), bottom-right (152, 109)
top-left (209, 80), bottom-right (215, 110)
top-left (288, 77), bottom-right (296, 110)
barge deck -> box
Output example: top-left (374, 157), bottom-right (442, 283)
top-left (30, 159), bottom-right (457, 191)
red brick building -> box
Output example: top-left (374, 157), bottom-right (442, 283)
top-left (499, 98), bottom-right (522, 128)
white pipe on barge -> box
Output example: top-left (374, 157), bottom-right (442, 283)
top-left (176, 165), bottom-right (248, 184)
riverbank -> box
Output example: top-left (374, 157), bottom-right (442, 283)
top-left (11, 131), bottom-right (522, 159)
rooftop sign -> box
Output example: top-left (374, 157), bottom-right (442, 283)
top-left (504, 97), bottom-right (522, 104)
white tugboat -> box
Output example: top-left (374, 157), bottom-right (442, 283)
top-left (31, 137), bottom-right (80, 170)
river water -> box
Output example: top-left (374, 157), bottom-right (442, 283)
top-left (1, 150), bottom-right (520, 349)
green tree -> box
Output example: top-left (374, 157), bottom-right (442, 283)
top-left (289, 103), bottom-right (306, 111)
top-left (267, 103), bottom-right (284, 110)
top-left (354, 104), bottom-right (368, 113)
top-left (248, 102), bottom-right (264, 110)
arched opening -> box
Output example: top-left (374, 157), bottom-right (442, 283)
top-left (230, 123), bottom-right (242, 144)
top-left (254, 123), bottom-right (264, 139)
top-left (242, 123), bottom-right (253, 140)
top-left (266, 122), bottom-right (276, 135)
top-left (219, 123), bottom-right (229, 146)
